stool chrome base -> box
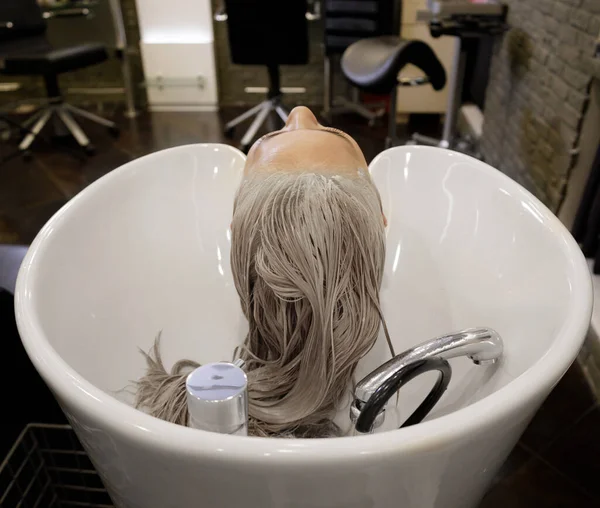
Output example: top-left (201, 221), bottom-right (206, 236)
top-left (19, 102), bottom-right (118, 155)
top-left (410, 133), bottom-right (450, 148)
top-left (322, 56), bottom-right (385, 125)
top-left (325, 95), bottom-right (385, 126)
top-left (224, 96), bottom-right (289, 153)
top-left (407, 132), bottom-right (481, 159)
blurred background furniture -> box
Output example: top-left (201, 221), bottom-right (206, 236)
top-left (0, 244), bottom-right (27, 294)
top-left (342, 37), bottom-right (446, 147)
top-left (0, 244), bottom-right (67, 459)
top-left (342, 0), bottom-right (507, 151)
top-left (43, 0), bottom-right (138, 119)
top-left (322, 0), bottom-right (397, 124)
top-left (395, 0), bottom-right (456, 117)
top-left (0, 81), bottom-right (24, 165)
top-left (573, 143), bottom-right (600, 273)
top-left (409, 0), bottom-right (507, 151)
top-left (135, 0), bottom-right (219, 112)
top-left (220, 0), bottom-right (312, 152)
top-left (0, 0), bottom-right (119, 157)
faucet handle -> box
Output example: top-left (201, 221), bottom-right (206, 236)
top-left (352, 357), bottom-right (452, 434)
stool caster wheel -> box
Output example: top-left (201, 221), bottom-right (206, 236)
top-left (22, 150), bottom-right (33, 162)
top-left (108, 126), bottom-right (120, 138)
top-left (84, 144), bottom-right (96, 156)
top-left (225, 126), bottom-right (235, 139)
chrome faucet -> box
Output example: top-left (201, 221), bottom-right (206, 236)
top-left (351, 328), bottom-right (503, 434)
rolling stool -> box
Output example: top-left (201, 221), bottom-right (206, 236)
top-left (322, 0), bottom-right (395, 125)
top-left (341, 37), bottom-right (446, 148)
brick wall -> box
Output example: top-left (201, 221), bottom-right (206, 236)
top-left (481, 0), bottom-right (600, 212)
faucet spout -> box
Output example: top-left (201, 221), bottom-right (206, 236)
top-left (354, 327), bottom-right (503, 405)
top-left (349, 328), bottom-right (504, 433)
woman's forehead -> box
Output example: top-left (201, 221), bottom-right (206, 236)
top-left (244, 129), bottom-right (368, 176)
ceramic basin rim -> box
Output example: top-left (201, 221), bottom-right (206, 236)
top-left (14, 144), bottom-right (593, 462)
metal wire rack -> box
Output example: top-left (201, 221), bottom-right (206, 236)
top-left (0, 424), bottom-right (114, 508)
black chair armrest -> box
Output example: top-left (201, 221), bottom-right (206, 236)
top-left (216, 2), bottom-right (321, 22)
top-left (42, 7), bottom-right (92, 20)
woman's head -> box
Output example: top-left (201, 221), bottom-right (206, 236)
top-left (244, 106), bottom-right (368, 177)
top-left (243, 106), bottom-right (385, 223)
top-left (230, 107), bottom-right (387, 437)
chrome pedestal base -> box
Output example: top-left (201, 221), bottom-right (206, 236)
top-left (19, 102), bottom-right (118, 155)
top-left (224, 97), bottom-right (289, 153)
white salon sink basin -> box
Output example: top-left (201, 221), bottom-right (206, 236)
top-left (15, 144), bottom-right (592, 508)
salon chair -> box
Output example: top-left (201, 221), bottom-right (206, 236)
top-left (0, 0), bottom-right (119, 157)
top-left (322, 0), bottom-right (396, 123)
top-left (219, 0), bottom-right (315, 153)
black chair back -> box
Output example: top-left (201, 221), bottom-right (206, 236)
top-left (0, 0), bottom-right (48, 58)
top-left (0, 0), bottom-right (46, 42)
top-left (224, 0), bottom-right (309, 66)
top-left (324, 0), bottom-right (399, 56)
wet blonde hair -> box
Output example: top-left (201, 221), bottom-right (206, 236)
top-left (135, 170), bottom-right (388, 438)
top-left (230, 171), bottom-right (387, 437)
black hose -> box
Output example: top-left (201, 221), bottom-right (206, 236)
top-left (355, 357), bottom-right (452, 434)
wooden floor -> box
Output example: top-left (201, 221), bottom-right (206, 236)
top-left (0, 107), bottom-right (599, 506)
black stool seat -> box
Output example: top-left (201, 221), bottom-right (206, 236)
top-left (1, 42), bottom-right (107, 76)
top-left (341, 36), bottom-right (446, 95)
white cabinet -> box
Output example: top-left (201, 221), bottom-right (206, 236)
top-left (396, 0), bottom-right (458, 114)
top-left (401, 0), bottom-right (424, 24)
top-left (135, 0), bottom-right (219, 111)
top-left (140, 42), bottom-right (218, 112)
